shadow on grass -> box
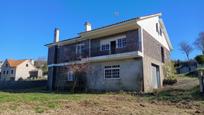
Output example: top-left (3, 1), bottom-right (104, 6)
top-left (0, 87), bottom-right (110, 95)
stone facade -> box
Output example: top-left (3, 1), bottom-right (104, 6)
top-left (91, 29), bottom-right (141, 57)
top-left (48, 29), bottom-right (140, 65)
top-left (142, 30), bottom-right (170, 92)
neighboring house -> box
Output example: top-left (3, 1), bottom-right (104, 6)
top-left (0, 61), bottom-right (3, 78)
top-left (175, 60), bottom-right (198, 74)
top-left (46, 13), bottom-right (173, 92)
top-left (0, 59), bottom-right (43, 81)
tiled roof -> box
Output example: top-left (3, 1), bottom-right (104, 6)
top-left (7, 59), bottom-right (26, 68)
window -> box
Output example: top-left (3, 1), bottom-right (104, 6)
top-left (26, 64), bottom-right (29, 67)
top-left (104, 65), bottom-right (120, 79)
top-left (101, 44), bottom-right (110, 51)
top-left (156, 23), bottom-right (163, 36)
top-left (160, 28), bottom-right (163, 36)
top-left (3, 71), bottom-right (5, 75)
top-left (117, 38), bottom-right (127, 48)
top-left (6, 71), bottom-right (9, 74)
top-left (11, 70), bottom-right (14, 74)
top-left (67, 71), bottom-right (74, 81)
top-left (156, 23), bottom-right (159, 33)
top-left (161, 47), bottom-right (165, 63)
top-left (76, 43), bottom-right (85, 56)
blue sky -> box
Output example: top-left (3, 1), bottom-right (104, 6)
top-left (0, 0), bottom-right (203, 61)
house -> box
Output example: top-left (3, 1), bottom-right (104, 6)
top-left (46, 13), bottom-right (173, 92)
top-left (0, 61), bottom-right (3, 78)
top-left (0, 59), bottom-right (43, 81)
top-left (175, 60), bottom-right (198, 74)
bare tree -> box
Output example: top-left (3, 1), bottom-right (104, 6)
top-left (179, 41), bottom-right (193, 60)
top-left (194, 32), bottom-right (204, 54)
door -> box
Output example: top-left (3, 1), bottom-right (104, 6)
top-left (151, 64), bottom-right (160, 89)
top-left (110, 41), bottom-right (116, 54)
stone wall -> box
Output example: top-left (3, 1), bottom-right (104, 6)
top-left (0, 80), bottom-right (47, 90)
top-left (142, 30), bottom-right (170, 92)
top-left (91, 29), bottom-right (140, 57)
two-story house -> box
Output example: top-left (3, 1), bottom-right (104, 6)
top-left (1, 59), bottom-right (42, 81)
top-left (46, 13), bottom-right (173, 92)
top-left (0, 61), bottom-right (3, 78)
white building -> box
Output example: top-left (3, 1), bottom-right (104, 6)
top-left (1, 59), bottom-right (43, 81)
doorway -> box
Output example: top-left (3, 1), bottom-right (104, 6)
top-left (151, 64), bottom-right (160, 89)
top-left (110, 41), bottom-right (116, 54)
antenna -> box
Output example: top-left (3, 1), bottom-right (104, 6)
top-left (113, 11), bottom-right (120, 22)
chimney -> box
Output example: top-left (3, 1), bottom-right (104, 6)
top-left (54, 28), bottom-right (60, 43)
top-left (84, 22), bottom-right (92, 31)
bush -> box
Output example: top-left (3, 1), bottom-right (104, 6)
top-left (195, 55), bottom-right (204, 64)
top-left (163, 61), bottom-right (177, 85)
top-left (163, 79), bottom-right (177, 85)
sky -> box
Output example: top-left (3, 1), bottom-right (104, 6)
top-left (0, 0), bottom-right (203, 61)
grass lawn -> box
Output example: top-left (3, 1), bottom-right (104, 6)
top-left (0, 76), bottom-right (204, 115)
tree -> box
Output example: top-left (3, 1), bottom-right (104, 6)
top-left (179, 41), bottom-right (193, 60)
top-left (34, 57), bottom-right (48, 75)
top-left (194, 32), bottom-right (204, 54)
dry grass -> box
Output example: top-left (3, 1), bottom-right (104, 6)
top-left (0, 76), bottom-right (203, 115)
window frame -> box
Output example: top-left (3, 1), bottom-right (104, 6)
top-left (11, 70), bottom-right (14, 74)
top-left (156, 23), bottom-right (159, 33)
top-left (161, 47), bottom-right (165, 63)
top-left (67, 71), bottom-right (74, 81)
top-left (117, 38), bottom-right (127, 48)
top-left (76, 43), bottom-right (85, 56)
top-left (101, 44), bottom-right (110, 51)
top-left (104, 65), bottom-right (120, 79)
top-left (160, 28), bottom-right (163, 36)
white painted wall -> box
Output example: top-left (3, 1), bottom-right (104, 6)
top-left (0, 67), bottom-right (16, 80)
top-left (15, 60), bottom-right (38, 80)
top-left (137, 16), bottom-right (170, 51)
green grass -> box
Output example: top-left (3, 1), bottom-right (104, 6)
top-left (0, 75), bottom-right (203, 114)
top-left (0, 90), bottom-right (103, 113)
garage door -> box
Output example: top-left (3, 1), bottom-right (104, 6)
top-left (151, 64), bottom-right (160, 89)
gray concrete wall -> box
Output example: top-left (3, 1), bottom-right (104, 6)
top-left (86, 58), bottom-right (143, 91)
top-left (142, 56), bottom-right (164, 92)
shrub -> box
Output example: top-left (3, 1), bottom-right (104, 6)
top-left (163, 61), bottom-right (177, 85)
top-left (163, 79), bottom-right (177, 85)
top-left (195, 55), bottom-right (204, 64)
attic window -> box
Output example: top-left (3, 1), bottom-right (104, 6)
top-left (26, 64), bottom-right (29, 67)
top-left (156, 23), bottom-right (159, 33)
top-left (6, 64), bottom-right (8, 67)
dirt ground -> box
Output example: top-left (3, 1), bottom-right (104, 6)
top-left (0, 76), bottom-right (203, 115)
